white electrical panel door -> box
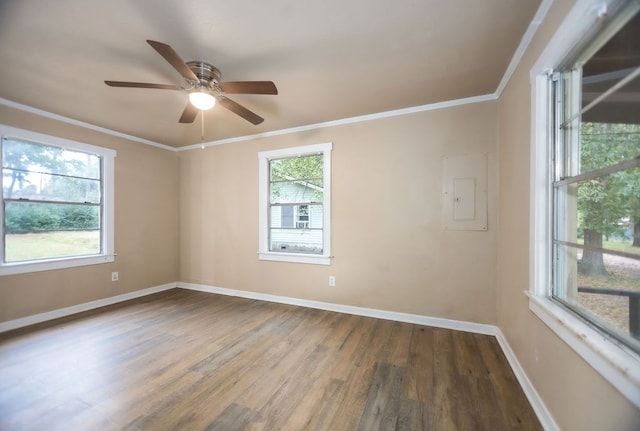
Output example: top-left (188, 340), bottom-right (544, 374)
top-left (453, 178), bottom-right (476, 220)
top-left (443, 154), bottom-right (487, 231)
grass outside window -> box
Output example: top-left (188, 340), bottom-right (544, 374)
top-left (4, 230), bottom-right (100, 262)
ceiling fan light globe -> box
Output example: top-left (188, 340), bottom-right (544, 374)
top-left (189, 91), bottom-right (216, 110)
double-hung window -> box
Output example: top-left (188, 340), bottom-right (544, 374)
top-left (530, 0), bottom-right (640, 407)
top-left (552, 3), bottom-right (640, 354)
top-left (258, 143), bottom-right (332, 265)
top-left (0, 125), bottom-right (115, 275)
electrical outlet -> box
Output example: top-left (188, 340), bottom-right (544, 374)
top-left (111, 272), bottom-right (119, 282)
top-left (328, 276), bottom-right (336, 287)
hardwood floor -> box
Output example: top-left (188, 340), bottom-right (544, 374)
top-left (0, 289), bottom-right (542, 430)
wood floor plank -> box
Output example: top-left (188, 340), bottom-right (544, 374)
top-left (127, 334), bottom-right (279, 430)
top-left (0, 288), bottom-right (543, 431)
top-left (203, 403), bottom-right (257, 431)
top-left (284, 377), bottom-right (345, 431)
top-left (381, 321), bottom-right (413, 367)
top-left (403, 325), bottom-right (434, 403)
top-left (452, 330), bottom-right (506, 430)
top-left (96, 333), bottom-right (219, 417)
top-left (432, 328), bottom-right (476, 430)
top-left (475, 334), bottom-right (542, 430)
top-left (326, 319), bottom-right (401, 430)
top-left (237, 308), bottom-right (337, 411)
top-left (356, 362), bottom-right (405, 431)
top-left (396, 399), bottom-right (429, 431)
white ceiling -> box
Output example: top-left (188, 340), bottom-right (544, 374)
top-left (0, 0), bottom-right (541, 148)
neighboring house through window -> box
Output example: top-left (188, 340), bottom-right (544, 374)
top-left (530, 0), bottom-right (640, 408)
top-left (280, 204), bottom-right (310, 229)
top-left (0, 125), bottom-right (116, 275)
top-left (258, 142), bottom-right (332, 265)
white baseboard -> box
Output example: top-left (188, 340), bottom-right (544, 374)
top-left (178, 282), bottom-right (498, 335)
top-left (0, 282), bottom-right (177, 333)
top-left (494, 328), bottom-right (559, 431)
top-left (0, 280), bottom-right (557, 430)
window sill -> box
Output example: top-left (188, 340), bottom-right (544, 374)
top-left (527, 291), bottom-right (640, 409)
top-left (258, 251), bottom-right (331, 265)
top-left (0, 254), bottom-right (115, 276)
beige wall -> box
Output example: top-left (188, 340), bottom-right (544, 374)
top-left (496, 0), bottom-right (640, 429)
top-left (179, 101), bottom-right (498, 324)
top-left (0, 105), bottom-right (179, 322)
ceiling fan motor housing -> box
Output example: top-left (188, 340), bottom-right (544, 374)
top-left (186, 61), bottom-right (221, 89)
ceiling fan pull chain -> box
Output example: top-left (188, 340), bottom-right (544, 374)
top-left (201, 110), bottom-right (205, 149)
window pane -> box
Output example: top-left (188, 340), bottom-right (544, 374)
top-left (3, 168), bottom-right (101, 203)
top-left (554, 243), bottom-right (640, 349)
top-left (270, 204), bottom-right (323, 229)
top-left (4, 202), bottom-right (101, 262)
top-left (579, 123), bottom-right (640, 174)
top-left (554, 121), bottom-right (640, 352)
top-left (4, 230), bottom-right (101, 262)
top-left (269, 228), bottom-right (323, 254)
top-left (270, 181), bottom-right (323, 204)
top-left (270, 154), bottom-right (323, 182)
top-left (2, 138), bottom-right (101, 203)
top-left (271, 181), bottom-right (324, 204)
top-left (270, 154), bottom-right (323, 204)
top-left (578, 170), bottom-right (637, 241)
top-left (581, 11), bottom-right (640, 127)
top-left (5, 201), bottom-right (100, 232)
top-left (582, 68), bottom-right (640, 127)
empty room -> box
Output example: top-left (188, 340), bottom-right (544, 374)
top-left (0, 0), bottom-right (639, 430)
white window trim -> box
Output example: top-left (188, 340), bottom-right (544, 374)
top-left (0, 125), bottom-right (116, 276)
top-left (258, 142), bottom-right (332, 265)
top-left (529, 0), bottom-right (640, 408)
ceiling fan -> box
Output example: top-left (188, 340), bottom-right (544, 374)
top-left (105, 40), bottom-right (277, 125)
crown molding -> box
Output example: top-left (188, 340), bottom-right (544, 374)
top-left (0, 97), bottom-right (176, 151)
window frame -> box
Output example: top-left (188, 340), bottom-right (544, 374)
top-left (0, 125), bottom-right (116, 276)
top-left (258, 142), bottom-right (332, 265)
top-left (529, 0), bottom-right (640, 408)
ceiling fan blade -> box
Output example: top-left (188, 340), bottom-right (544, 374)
top-left (104, 80), bottom-right (180, 90)
top-left (179, 101), bottom-right (199, 123)
top-left (219, 81), bottom-right (278, 95)
top-left (217, 96), bottom-right (264, 125)
top-left (146, 40), bottom-right (199, 82)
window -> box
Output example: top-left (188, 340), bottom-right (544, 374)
top-left (0, 125), bottom-right (115, 275)
top-left (530, 0), bottom-right (640, 407)
top-left (258, 143), bottom-right (332, 265)
top-left (551, 5), bottom-right (640, 354)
